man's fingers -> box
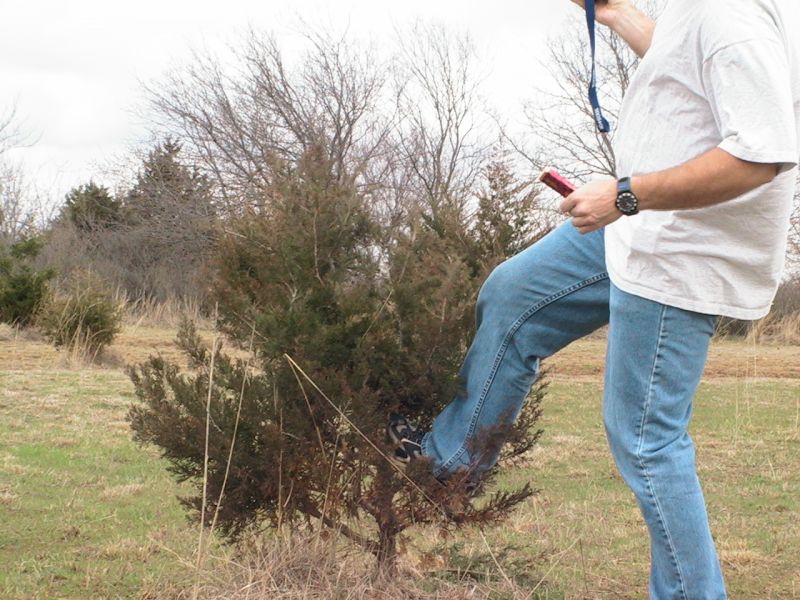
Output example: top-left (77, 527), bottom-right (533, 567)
top-left (574, 222), bottom-right (598, 235)
top-left (572, 212), bottom-right (601, 227)
top-left (571, 216), bottom-right (591, 228)
top-left (559, 196), bottom-right (578, 214)
top-left (561, 199), bottom-right (591, 219)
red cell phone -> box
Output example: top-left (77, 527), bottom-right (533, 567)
top-left (537, 168), bottom-right (576, 197)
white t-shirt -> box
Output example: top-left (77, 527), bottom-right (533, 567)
top-left (605, 0), bottom-right (800, 320)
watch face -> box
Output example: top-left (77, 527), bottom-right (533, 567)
top-left (617, 192), bottom-right (638, 214)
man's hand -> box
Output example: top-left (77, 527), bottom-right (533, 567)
top-left (559, 178), bottom-right (622, 235)
top-left (569, 0), bottom-right (632, 28)
top-left (569, 0), bottom-right (655, 58)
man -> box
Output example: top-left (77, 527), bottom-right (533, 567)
top-left (387, 0), bottom-right (800, 597)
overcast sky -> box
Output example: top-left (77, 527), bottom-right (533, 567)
top-left (1, 0), bottom-right (578, 207)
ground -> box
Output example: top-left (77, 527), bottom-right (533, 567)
top-left (0, 324), bottom-right (798, 598)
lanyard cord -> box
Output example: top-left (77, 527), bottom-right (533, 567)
top-left (585, 0), bottom-right (611, 133)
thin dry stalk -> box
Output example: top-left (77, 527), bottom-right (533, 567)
top-left (525, 535), bottom-right (582, 599)
top-left (477, 527), bottom-right (513, 589)
top-left (276, 386), bottom-right (286, 530)
top-left (193, 303), bottom-right (220, 600)
top-left (209, 324), bottom-right (257, 537)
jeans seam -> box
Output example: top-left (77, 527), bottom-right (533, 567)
top-left (636, 305), bottom-right (689, 599)
top-left (433, 271), bottom-right (609, 478)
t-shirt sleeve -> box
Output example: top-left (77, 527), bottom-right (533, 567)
top-left (702, 38), bottom-right (799, 174)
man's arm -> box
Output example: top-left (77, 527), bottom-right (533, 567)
top-left (559, 148), bottom-right (781, 234)
top-left (570, 0), bottom-right (656, 58)
top-left (631, 148), bottom-right (780, 211)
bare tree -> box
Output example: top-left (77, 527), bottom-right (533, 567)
top-left (0, 104), bottom-right (38, 245)
top-left (144, 21), bottom-right (526, 280)
top-left (0, 162), bottom-right (36, 244)
top-left (0, 104), bottom-right (23, 155)
top-left (146, 27), bottom-right (391, 214)
top-left (392, 22), bottom-right (495, 217)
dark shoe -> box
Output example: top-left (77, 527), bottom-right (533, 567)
top-left (386, 413), bottom-right (426, 468)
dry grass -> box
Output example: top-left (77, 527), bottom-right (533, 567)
top-left (0, 293), bottom-right (209, 370)
top-left (100, 482), bottom-right (147, 500)
top-left (546, 334), bottom-right (800, 380)
top-left (0, 487), bottom-right (18, 506)
top-left (143, 529), bottom-right (545, 600)
top-left (745, 311), bottom-right (800, 346)
top-left (120, 291), bottom-right (207, 329)
top-left (0, 323), bottom-right (14, 342)
top-left (0, 322), bottom-right (215, 371)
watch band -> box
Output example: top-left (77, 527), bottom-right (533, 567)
top-left (616, 177), bottom-right (640, 216)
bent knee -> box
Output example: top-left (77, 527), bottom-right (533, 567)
top-left (477, 257), bottom-right (527, 311)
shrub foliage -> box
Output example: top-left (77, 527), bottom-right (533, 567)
top-left (38, 270), bottom-right (123, 358)
top-left (128, 146), bottom-right (551, 572)
top-left (0, 236), bottom-right (54, 326)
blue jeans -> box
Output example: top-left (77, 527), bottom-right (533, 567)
top-left (420, 220), bottom-right (727, 599)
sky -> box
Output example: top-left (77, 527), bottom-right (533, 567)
top-left (1, 0), bottom-right (578, 208)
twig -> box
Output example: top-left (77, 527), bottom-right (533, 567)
top-left (525, 536), bottom-right (582, 598)
top-left (276, 387), bottom-right (285, 529)
top-left (477, 526), bottom-right (513, 589)
top-left (287, 359), bottom-right (327, 454)
top-left (193, 302), bottom-right (219, 600)
top-left (209, 323), bottom-right (256, 537)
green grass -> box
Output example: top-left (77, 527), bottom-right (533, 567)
top-left (1, 329), bottom-right (799, 598)
top-left (0, 370), bottom-right (197, 599)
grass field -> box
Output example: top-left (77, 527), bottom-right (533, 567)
top-left (1, 324), bottom-right (799, 598)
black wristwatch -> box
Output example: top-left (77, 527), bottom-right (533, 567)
top-left (616, 177), bottom-right (640, 216)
